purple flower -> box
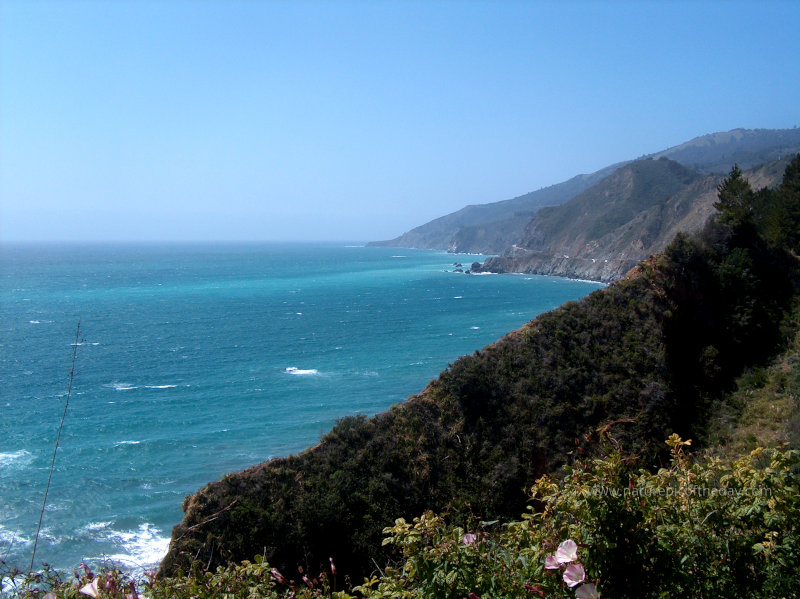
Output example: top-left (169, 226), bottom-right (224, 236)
top-left (544, 554), bottom-right (560, 569)
top-left (462, 533), bottom-right (478, 545)
top-left (555, 539), bottom-right (578, 564)
top-left (563, 563), bottom-right (586, 588)
top-left (79, 577), bottom-right (100, 598)
top-left (575, 582), bottom-right (599, 598)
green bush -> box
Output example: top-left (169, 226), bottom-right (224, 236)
top-left (358, 435), bottom-right (800, 599)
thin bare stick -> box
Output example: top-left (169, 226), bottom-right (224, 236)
top-left (30, 321), bottom-right (82, 571)
top-left (172, 498), bottom-right (240, 543)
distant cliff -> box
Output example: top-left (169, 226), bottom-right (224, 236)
top-left (367, 163), bottom-right (624, 254)
top-left (474, 156), bottom-right (794, 282)
top-left (371, 128), bottom-right (800, 263)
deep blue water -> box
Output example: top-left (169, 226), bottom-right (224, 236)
top-left (0, 242), bottom-right (603, 572)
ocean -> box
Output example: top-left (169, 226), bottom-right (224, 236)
top-left (0, 242), bottom-right (603, 573)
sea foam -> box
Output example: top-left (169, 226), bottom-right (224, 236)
top-left (0, 449), bottom-right (33, 469)
top-left (285, 367), bottom-right (319, 375)
top-left (79, 522), bottom-right (170, 570)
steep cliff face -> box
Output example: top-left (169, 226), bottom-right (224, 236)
top-left (475, 158), bottom-right (792, 282)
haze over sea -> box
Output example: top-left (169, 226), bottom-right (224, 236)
top-left (0, 242), bottom-right (602, 572)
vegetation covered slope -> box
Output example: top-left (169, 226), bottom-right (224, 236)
top-left (160, 156), bottom-right (800, 585)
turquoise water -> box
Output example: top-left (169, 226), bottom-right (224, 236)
top-left (0, 242), bottom-right (603, 572)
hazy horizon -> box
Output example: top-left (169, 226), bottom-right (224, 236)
top-left (2, 1), bottom-right (798, 243)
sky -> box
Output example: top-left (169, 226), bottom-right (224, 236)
top-left (1, 0), bottom-right (798, 243)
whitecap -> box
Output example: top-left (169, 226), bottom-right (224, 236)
top-left (0, 449), bottom-right (33, 469)
top-left (453, 296), bottom-right (463, 299)
top-left (112, 384), bottom-right (136, 391)
top-left (114, 440), bottom-right (141, 447)
top-left (0, 524), bottom-right (31, 547)
top-left (470, 326), bottom-right (481, 329)
top-left (144, 385), bottom-right (177, 389)
top-left (284, 367), bottom-right (319, 375)
top-left (29, 320), bottom-right (40, 324)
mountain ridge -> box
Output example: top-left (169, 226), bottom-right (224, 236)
top-left (370, 128), bottom-right (800, 265)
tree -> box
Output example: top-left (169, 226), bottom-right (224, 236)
top-left (714, 164), bottom-right (756, 229)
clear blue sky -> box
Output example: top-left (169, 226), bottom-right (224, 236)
top-left (1, 0), bottom-right (798, 242)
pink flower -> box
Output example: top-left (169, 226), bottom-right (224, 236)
top-left (563, 563), bottom-right (586, 588)
top-left (79, 577), bottom-right (100, 598)
top-left (544, 554), bottom-right (560, 569)
top-left (555, 539), bottom-right (578, 564)
top-left (575, 582), bottom-right (599, 598)
top-left (462, 533), bottom-right (478, 545)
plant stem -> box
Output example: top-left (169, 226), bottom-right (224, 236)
top-left (30, 321), bottom-right (81, 572)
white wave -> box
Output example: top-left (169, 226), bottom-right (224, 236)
top-left (114, 440), bottom-right (141, 446)
top-left (111, 383), bottom-right (136, 391)
top-left (0, 524), bottom-right (31, 547)
top-left (144, 385), bottom-right (177, 389)
top-left (453, 296), bottom-right (463, 299)
top-left (391, 255), bottom-right (407, 258)
top-left (86, 522), bottom-right (170, 569)
top-left (284, 367), bottom-right (319, 375)
top-left (470, 326), bottom-right (481, 329)
top-left (0, 449), bottom-right (33, 468)
top-left (29, 320), bottom-right (40, 324)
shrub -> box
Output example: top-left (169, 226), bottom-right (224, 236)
top-left (358, 434), bottom-right (800, 599)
